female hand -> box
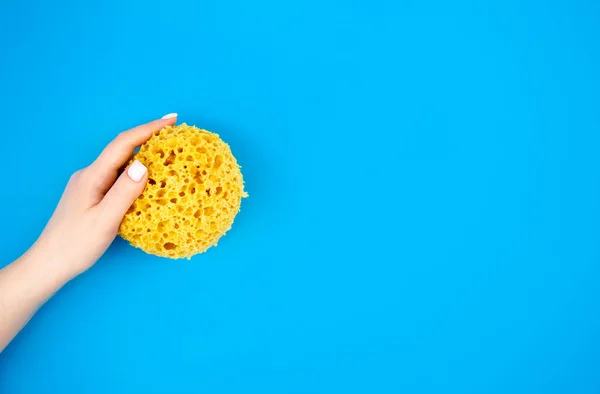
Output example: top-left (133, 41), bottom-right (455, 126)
top-left (32, 114), bottom-right (178, 280)
top-left (0, 113), bottom-right (177, 351)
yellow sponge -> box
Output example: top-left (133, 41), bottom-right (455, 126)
top-left (119, 124), bottom-right (247, 259)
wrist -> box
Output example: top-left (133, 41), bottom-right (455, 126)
top-left (21, 241), bottom-right (77, 296)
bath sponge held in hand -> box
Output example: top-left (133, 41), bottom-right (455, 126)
top-left (119, 124), bottom-right (247, 259)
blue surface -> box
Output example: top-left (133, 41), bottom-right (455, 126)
top-left (1, 0), bottom-right (600, 392)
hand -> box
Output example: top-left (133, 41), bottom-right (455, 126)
top-left (0, 114), bottom-right (180, 352)
top-left (30, 114), bottom-right (178, 281)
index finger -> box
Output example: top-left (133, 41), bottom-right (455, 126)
top-left (90, 115), bottom-right (178, 176)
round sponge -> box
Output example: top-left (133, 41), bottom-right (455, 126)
top-left (119, 123), bottom-right (247, 259)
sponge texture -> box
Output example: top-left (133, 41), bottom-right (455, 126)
top-left (119, 124), bottom-right (247, 259)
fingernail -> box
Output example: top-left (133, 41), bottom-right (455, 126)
top-left (127, 160), bottom-right (147, 183)
top-left (161, 113), bottom-right (178, 119)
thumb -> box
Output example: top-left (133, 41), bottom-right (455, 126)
top-left (100, 160), bottom-right (148, 223)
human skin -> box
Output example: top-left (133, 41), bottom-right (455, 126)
top-left (0, 113), bottom-right (178, 352)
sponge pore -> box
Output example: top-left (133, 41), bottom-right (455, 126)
top-left (119, 124), bottom-right (247, 259)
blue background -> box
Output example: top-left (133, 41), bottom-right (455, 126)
top-left (1, 0), bottom-right (600, 392)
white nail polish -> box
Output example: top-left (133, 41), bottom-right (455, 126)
top-left (161, 113), bottom-right (178, 119)
top-left (127, 160), bottom-right (147, 183)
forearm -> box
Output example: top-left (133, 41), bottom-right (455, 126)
top-left (0, 246), bottom-right (71, 352)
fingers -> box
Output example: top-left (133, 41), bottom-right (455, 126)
top-left (90, 114), bottom-right (178, 178)
top-left (99, 160), bottom-right (148, 224)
